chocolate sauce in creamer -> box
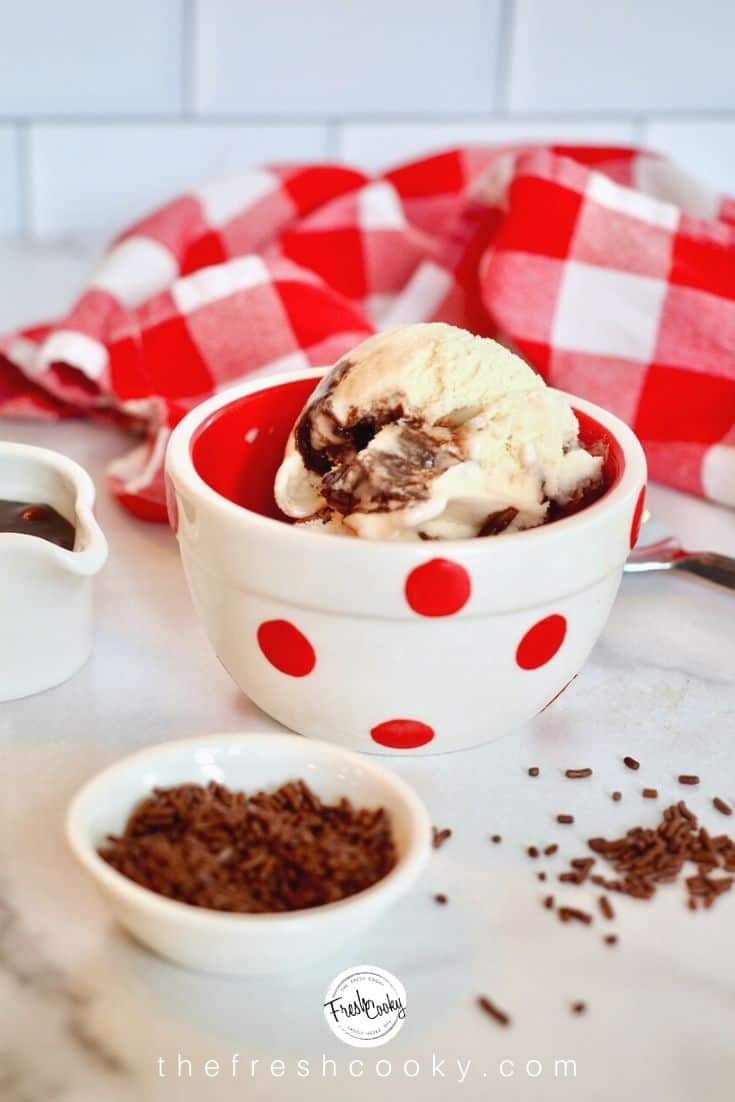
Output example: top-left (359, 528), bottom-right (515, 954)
top-left (0, 499), bottom-right (76, 549)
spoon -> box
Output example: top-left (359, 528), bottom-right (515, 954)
top-left (625, 512), bottom-right (735, 591)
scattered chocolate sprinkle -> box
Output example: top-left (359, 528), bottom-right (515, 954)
top-left (543, 894), bottom-right (554, 909)
top-left (565, 768), bottom-right (592, 779)
top-left (490, 834), bottom-right (502, 843)
top-left (713, 797), bottom-right (733, 817)
top-left (432, 826), bottom-right (452, 849)
top-left (623, 756), bottom-right (640, 771)
top-left (537, 871), bottom-right (547, 881)
top-left (559, 857), bottom-right (595, 885)
top-left (578, 802), bottom-right (735, 911)
top-left (642, 788), bottom-right (658, 799)
top-left (528, 767), bottom-right (540, 777)
top-left (678, 774), bottom-right (700, 786)
top-left (544, 843), bottom-right (558, 856)
top-left (98, 780), bottom-right (396, 914)
top-left (558, 906), bottom-right (593, 925)
top-left (527, 846), bottom-right (539, 858)
top-left (611, 791), bottom-right (622, 802)
top-left (477, 995), bottom-right (511, 1027)
top-left (571, 1001), bottom-right (586, 1015)
top-left (556, 814), bottom-right (574, 824)
top-left (598, 895), bottom-right (615, 920)
top-left (604, 934), bottom-right (618, 946)
top-left (434, 893), bottom-right (448, 905)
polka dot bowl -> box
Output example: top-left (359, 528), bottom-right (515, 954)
top-left (165, 370), bottom-right (646, 756)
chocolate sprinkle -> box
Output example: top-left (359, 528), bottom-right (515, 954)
top-left (571, 1001), bottom-right (587, 1015)
top-left (598, 894), bottom-right (615, 920)
top-left (543, 894), bottom-right (554, 909)
top-left (490, 834), bottom-right (502, 844)
top-left (477, 995), bottom-right (511, 1027)
top-left (604, 934), bottom-right (618, 946)
top-left (434, 893), bottom-right (448, 905)
top-left (528, 767), bottom-right (540, 777)
top-left (559, 857), bottom-right (595, 885)
top-left (98, 780), bottom-right (396, 914)
top-left (623, 756), bottom-right (640, 771)
top-left (527, 846), bottom-right (539, 858)
top-left (581, 802), bottom-right (735, 911)
top-left (556, 814), bottom-right (574, 825)
top-left (611, 791), bottom-right (622, 802)
top-left (565, 768), bottom-right (593, 779)
top-left (642, 788), bottom-right (658, 799)
top-left (713, 797), bottom-right (733, 817)
top-left (432, 826), bottom-right (452, 849)
top-left (558, 906), bottom-right (593, 925)
top-left (544, 843), bottom-right (559, 856)
top-left (678, 774), bottom-right (700, 786)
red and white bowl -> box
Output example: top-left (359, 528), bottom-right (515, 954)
top-left (165, 370), bottom-right (646, 756)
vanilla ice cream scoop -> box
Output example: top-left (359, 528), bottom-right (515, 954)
top-left (274, 323), bottom-right (604, 540)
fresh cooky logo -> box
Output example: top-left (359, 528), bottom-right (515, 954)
top-left (324, 967), bottom-right (406, 1048)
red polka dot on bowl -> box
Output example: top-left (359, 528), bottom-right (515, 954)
top-left (516, 614), bottom-right (567, 671)
top-left (370, 719), bottom-right (435, 750)
top-left (257, 619), bottom-right (316, 677)
top-left (404, 558), bottom-right (471, 617)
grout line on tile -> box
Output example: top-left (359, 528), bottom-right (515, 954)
top-left (0, 110), bottom-right (663, 126)
top-left (15, 123), bottom-right (30, 237)
top-left (0, 110), bottom-right (733, 129)
top-left (181, 0), bottom-right (196, 115)
top-left (632, 115), bottom-right (647, 144)
top-left (493, 0), bottom-right (515, 113)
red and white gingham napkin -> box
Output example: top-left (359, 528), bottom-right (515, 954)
top-left (1, 145), bottom-right (734, 520)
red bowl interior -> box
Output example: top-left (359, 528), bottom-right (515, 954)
top-left (191, 376), bottom-right (625, 524)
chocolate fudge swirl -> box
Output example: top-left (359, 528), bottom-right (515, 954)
top-left (295, 360), bottom-right (406, 470)
top-left (321, 424), bottom-right (461, 514)
top-left (295, 360), bottom-right (459, 511)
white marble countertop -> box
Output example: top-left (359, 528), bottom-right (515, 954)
top-left (1, 241), bottom-right (734, 1102)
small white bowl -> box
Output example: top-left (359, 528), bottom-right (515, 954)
top-left (66, 732), bottom-right (431, 976)
top-left (0, 443), bottom-right (108, 702)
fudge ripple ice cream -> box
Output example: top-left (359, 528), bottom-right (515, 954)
top-left (275, 323), bottom-right (604, 541)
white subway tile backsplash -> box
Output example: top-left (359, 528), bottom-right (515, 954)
top-left (0, 127), bottom-right (20, 234)
top-left (29, 124), bottom-right (328, 240)
top-left (338, 119), bottom-right (637, 172)
top-left (194, 0), bottom-right (503, 115)
top-left (0, 0), bottom-right (183, 116)
top-left (509, 0), bottom-right (735, 113)
top-left (644, 119), bottom-right (735, 196)
top-left (0, 1), bottom-right (733, 241)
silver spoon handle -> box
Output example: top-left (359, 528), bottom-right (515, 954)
top-left (675, 552), bottom-right (735, 592)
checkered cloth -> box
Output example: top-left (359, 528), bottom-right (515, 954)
top-left (2, 146), bottom-right (734, 520)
